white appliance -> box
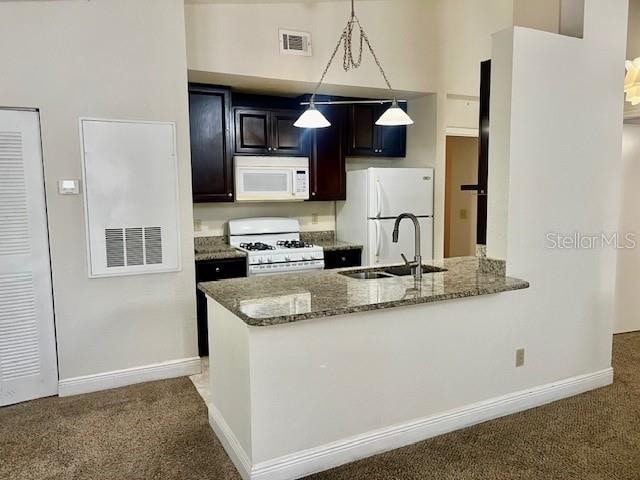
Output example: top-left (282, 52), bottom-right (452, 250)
top-left (229, 218), bottom-right (324, 276)
top-left (80, 118), bottom-right (181, 278)
top-left (336, 168), bottom-right (434, 265)
top-left (235, 156), bottom-right (309, 202)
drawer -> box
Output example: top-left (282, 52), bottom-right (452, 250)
top-left (196, 257), bottom-right (247, 282)
top-left (324, 248), bottom-right (362, 269)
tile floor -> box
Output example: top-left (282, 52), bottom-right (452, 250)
top-left (189, 356), bottom-right (211, 405)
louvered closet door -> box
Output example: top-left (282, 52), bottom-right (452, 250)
top-left (0, 110), bottom-right (58, 406)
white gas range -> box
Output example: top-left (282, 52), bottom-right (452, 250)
top-left (229, 218), bottom-right (324, 276)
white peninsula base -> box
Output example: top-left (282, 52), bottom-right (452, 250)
top-left (205, 294), bottom-right (612, 480)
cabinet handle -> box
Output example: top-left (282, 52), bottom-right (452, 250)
top-left (215, 267), bottom-right (221, 273)
top-left (228, 192), bottom-right (233, 197)
top-left (311, 192), bottom-right (316, 196)
top-left (341, 256), bottom-right (347, 262)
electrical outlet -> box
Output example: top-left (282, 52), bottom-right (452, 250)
top-left (460, 209), bottom-right (468, 220)
top-left (515, 348), bottom-right (525, 367)
top-left (311, 213), bottom-right (319, 224)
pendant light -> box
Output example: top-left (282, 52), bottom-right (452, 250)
top-left (625, 58), bottom-right (640, 106)
top-left (295, 0), bottom-right (414, 129)
top-left (293, 101), bottom-right (331, 128)
top-left (375, 99), bottom-right (414, 126)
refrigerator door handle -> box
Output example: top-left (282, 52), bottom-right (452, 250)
top-left (376, 179), bottom-right (382, 218)
top-left (374, 219), bottom-right (381, 258)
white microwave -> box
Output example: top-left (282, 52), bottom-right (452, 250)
top-left (235, 156), bottom-right (310, 202)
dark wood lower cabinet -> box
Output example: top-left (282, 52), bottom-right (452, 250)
top-left (324, 248), bottom-right (362, 269)
top-left (195, 258), bottom-right (247, 356)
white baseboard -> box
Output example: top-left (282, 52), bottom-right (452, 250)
top-left (58, 356), bottom-right (201, 397)
top-left (210, 368), bottom-right (613, 480)
top-left (209, 405), bottom-right (253, 480)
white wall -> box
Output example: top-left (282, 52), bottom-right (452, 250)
top-left (194, 201), bottom-right (336, 237)
top-left (614, 124), bottom-right (640, 333)
top-left (0, 0), bottom-right (197, 380)
top-left (186, 0), bottom-right (438, 94)
top-left (488, 0), bottom-right (627, 374)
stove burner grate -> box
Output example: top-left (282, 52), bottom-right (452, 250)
top-left (240, 242), bottom-right (275, 251)
top-left (276, 240), bottom-right (312, 249)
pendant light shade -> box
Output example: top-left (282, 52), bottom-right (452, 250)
top-left (625, 58), bottom-right (640, 106)
top-left (375, 100), bottom-right (414, 126)
top-left (294, 103), bottom-right (331, 129)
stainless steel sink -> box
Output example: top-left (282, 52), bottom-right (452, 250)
top-left (338, 264), bottom-right (447, 280)
top-left (380, 265), bottom-right (447, 276)
top-left (340, 271), bottom-right (395, 280)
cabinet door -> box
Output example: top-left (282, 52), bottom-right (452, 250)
top-left (348, 104), bottom-right (377, 156)
top-left (323, 248), bottom-right (362, 269)
top-left (309, 105), bottom-right (346, 201)
top-left (195, 258), bottom-right (247, 356)
top-left (234, 108), bottom-right (270, 154)
top-left (189, 85), bottom-right (234, 202)
top-left (271, 111), bottom-right (307, 155)
top-left (376, 104), bottom-right (407, 157)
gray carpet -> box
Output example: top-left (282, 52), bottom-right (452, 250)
top-left (2, 333), bottom-right (640, 480)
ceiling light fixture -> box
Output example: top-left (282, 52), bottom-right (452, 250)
top-left (294, 0), bottom-right (414, 129)
top-left (625, 58), bottom-right (640, 106)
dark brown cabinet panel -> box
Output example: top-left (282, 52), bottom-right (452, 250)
top-left (347, 104), bottom-right (407, 157)
top-left (234, 108), bottom-right (307, 156)
top-left (189, 84), bottom-right (234, 202)
top-left (234, 109), bottom-right (270, 154)
top-left (272, 112), bottom-right (305, 154)
top-left (349, 105), bottom-right (377, 155)
top-left (324, 248), bottom-right (362, 269)
top-left (195, 257), bottom-right (247, 356)
top-left (309, 105), bottom-right (347, 201)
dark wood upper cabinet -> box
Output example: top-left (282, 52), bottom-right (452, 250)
top-left (234, 109), bottom-right (270, 153)
top-left (309, 105), bottom-right (347, 201)
top-left (189, 84), bottom-right (234, 203)
top-left (234, 108), bottom-right (307, 156)
top-left (349, 105), bottom-right (377, 155)
top-left (347, 103), bottom-right (407, 157)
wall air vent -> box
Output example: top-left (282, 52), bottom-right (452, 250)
top-left (104, 226), bottom-right (163, 268)
top-left (279, 29), bottom-right (312, 56)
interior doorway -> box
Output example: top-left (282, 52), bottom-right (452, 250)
top-left (0, 109), bottom-right (58, 406)
top-left (444, 135), bottom-right (478, 258)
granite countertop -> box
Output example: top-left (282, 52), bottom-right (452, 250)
top-left (198, 257), bottom-right (529, 327)
top-left (312, 239), bottom-right (363, 252)
top-left (194, 245), bottom-right (246, 262)
top-left (194, 232), bottom-right (361, 261)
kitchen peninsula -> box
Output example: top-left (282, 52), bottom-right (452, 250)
top-left (199, 257), bottom-right (529, 480)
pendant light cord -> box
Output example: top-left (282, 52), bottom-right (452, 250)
top-left (311, 0), bottom-right (395, 103)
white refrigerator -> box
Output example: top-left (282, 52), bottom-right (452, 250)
top-left (336, 167), bottom-right (434, 266)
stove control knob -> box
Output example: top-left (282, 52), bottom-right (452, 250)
top-left (266, 257), bottom-right (272, 263)
top-left (285, 256), bottom-right (291, 262)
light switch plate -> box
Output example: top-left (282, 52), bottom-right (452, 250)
top-left (58, 179), bottom-right (80, 195)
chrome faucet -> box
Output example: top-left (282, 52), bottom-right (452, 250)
top-left (392, 213), bottom-right (422, 281)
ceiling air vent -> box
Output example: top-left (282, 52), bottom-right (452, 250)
top-left (279, 29), bottom-right (312, 56)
